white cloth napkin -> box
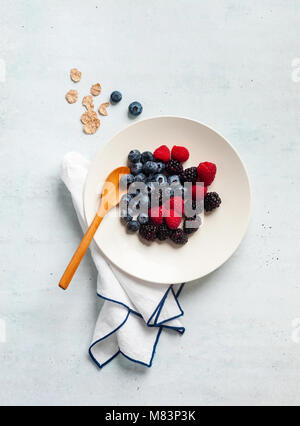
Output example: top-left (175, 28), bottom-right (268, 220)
top-left (61, 152), bottom-right (185, 368)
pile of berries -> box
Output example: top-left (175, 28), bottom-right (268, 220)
top-left (119, 145), bottom-right (221, 246)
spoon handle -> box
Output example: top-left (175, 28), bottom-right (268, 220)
top-left (59, 214), bottom-right (103, 290)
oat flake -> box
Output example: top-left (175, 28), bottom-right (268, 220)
top-left (84, 119), bottom-right (100, 135)
top-left (65, 89), bottom-right (78, 104)
top-left (98, 102), bottom-right (110, 116)
top-left (70, 68), bottom-right (82, 82)
top-left (81, 110), bottom-right (98, 125)
top-left (90, 83), bottom-right (102, 96)
top-left (82, 95), bottom-right (94, 110)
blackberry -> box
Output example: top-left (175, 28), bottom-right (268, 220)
top-left (165, 159), bottom-right (183, 176)
top-left (181, 167), bottom-right (198, 183)
top-left (169, 228), bottom-right (188, 245)
top-left (139, 223), bottom-right (157, 241)
top-left (204, 192), bottom-right (222, 212)
top-left (157, 223), bottom-right (171, 241)
top-left (183, 216), bottom-right (201, 234)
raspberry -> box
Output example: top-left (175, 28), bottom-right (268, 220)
top-left (148, 206), bottom-right (164, 225)
top-left (168, 196), bottom-right (184, 216)
top-left (157, 223), bottom-right (171, 241)
top-left (204, 192), bottom-right (221, 211)
top-left (165, 160), bottom-right (183, 176)
top-left (191, 184), bottom-right (207, 200)
top-left (181, 167), bottom-right (198, 183)
top-left (197, 162), bottom-right (217, 186)
top-left (170, 229), bottom-right (188, 245)
top-left (165, 209), bottom-right (181, 229)
top-left (183, 216), bottom-right (201, 234)
top-left (153, 145), bottom-right (171, 163)
top-left (171, 146), bottom-right (190, 162)
top-left (139, 223), bottom-right (157, 241)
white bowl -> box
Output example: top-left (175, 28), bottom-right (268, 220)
top-left (84, 116), bottom-right (251, 284)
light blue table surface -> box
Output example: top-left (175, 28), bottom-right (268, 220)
top-left (1, 0), bottom-right (300, 406)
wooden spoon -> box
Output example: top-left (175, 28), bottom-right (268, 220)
top-left (59, 166), bottom-right (130, 290)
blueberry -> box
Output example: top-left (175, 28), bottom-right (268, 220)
top-left (120, 174), bottom-right (134, 189)
top-left (139, 195), bottom-right (150, 210)
top-left (120, 208), bottom-right (133, 223)
top-left (120, 193), bottom-right (133, 206)
top-left (134, 173), bottom-right (146, 183)
top-left (154, 174), bottom-right (167, 185)
top-left (128, 181), bottom-right (145, 197)
top-left (128, 149), bottom-right (141, 164)
top-left (145, 181), bottom-right (156, 194)
top-left (156, 161), bottom-right (165, 173)
top-left (130, 193), bottom-right (149, 210)
top-left (129, 101), bottom-right (143, 116)
top-left (127, 220), bottom-right (140, 232)
top-left (130, 162), bottom-right (143, 176)
top-left (110, 91), bottom-right (122, 103)
top-left (137, 213), bottom-right (149, 225)
top-left (168, 175), bottom-right (181, 186)
top-left (141, 151), bottom-right (154, 163)
top-left (143, 161), bottom-right (158, 176)
top-left (130, 196), bottom-right (141, 211)
top-left (146, 174), bottom-right (156, 183)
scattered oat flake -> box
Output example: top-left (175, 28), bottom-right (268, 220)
top-left (90, 83), bottom-right (102, 96)
top-left (82, 95), bottom-right (94, 110)
top-left (70, 68), bottom-right (82, 82)
top-left (81, 110), bottom-right (98, 125)
top-left (84, 118), bottom-right (100, 134)
top-left (65, 89), bottom-right (78, 104)
top-left (81, 108), bottom-right (100, 134)
top-left (99, 102), bottom-right (110, 116)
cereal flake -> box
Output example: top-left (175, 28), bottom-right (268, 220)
top-left (82, 95), bottom-right (94, 110)
top-left (81, 110), bottom-right (98, 125)
top-left (98, 102), bottom-right (110, 116)
top-left (65, 89), bottom-right (78, 104)
top-left (84, 119), bottom-right (100, 135)
top-left (90, 83), bottom-right (102, 96)
top-left (70, 68), bottom-right (82, 82)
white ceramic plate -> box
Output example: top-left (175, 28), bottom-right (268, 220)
top-left (84, 116), bottom-right (251, 284)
